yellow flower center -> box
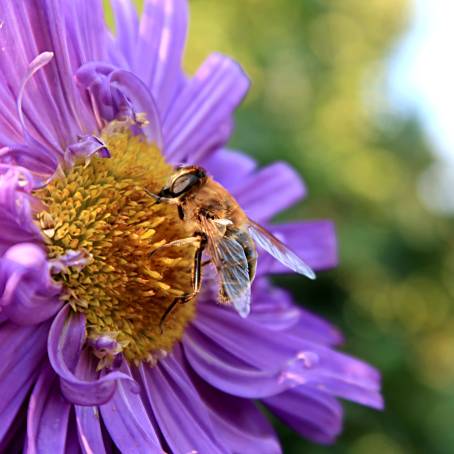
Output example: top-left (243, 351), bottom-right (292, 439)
top-left (34, 124), bottom-right (195, 363)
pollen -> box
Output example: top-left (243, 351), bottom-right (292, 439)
top-left (34, 125), bottom-right (196, 363)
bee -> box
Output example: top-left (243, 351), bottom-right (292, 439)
top-left (146, 165), bottom-right (315, 327)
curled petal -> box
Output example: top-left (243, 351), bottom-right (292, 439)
top-left (0, 167), bottom-right (43, 254)
top-left (76, 61), bottom-right (125, 127)
top-left (75, 353), bottom-right (109, 454)
top-left (49, 249), bottom-right (93, 275)
top-left (76, 63), bottom-right (162, 147)
top-left (0, 243), bottom-right (62, 325)
top-left (0, 144), bottom-right (58, 188)
top-left (64, 135), bottom-right (110, 167)
top-left (48, 306), bottom-right (136, 406)
top-left (109, 69), bottom-right (163, 147)
top-left (17, 53), bottom-right (55, 144)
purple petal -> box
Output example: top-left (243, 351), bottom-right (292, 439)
top-left (190, 303), bottom-right (383, 408)
top-left (0, 166), bottom-right (42, 254)
top-left (47, 306), bottom-right (136, 406)
top-left (76, 64), bottom-right (163, 146)
top-left (0, 143), bottom-right (58, 187)
top-left (201, 148), bottom-right (257, 193)
top-left (247, 281), bottom-right (342, 345)
top-left (109, 0), bottom-right (139, 68)
top-left (0, 243), bottom-right (62, 325)
top-left (139, 345), bottom-right (225, 454)
top-left (65, 135), bottom-right (110, 168)
top-left (0, 1), bottom-right (105, 155)
top-left (100, 363), bottom-right (162, 454)
top-left (163, 53), bottom-right (249, 163)
top-left (109, 69), bottom-right (163, 147)
top-left (66, 410), bottom-right (84, 454)
top-left (265, 387), bottom-right (343, 444)
top-left (263, 221), bottom-right (338, 273)
top-left (26, 363), bottom-right (71, 453)
top-left (235, 162), bottom-right (306, 222)
top-left (74, 355), bottom-right (108, 454)
top-left (135, 0), bottom-right (188, 117)
top-left (183, 326), bottom-right (294, 398)
top-left (190, 364), bottom-right (282, 454)
top-left (0, 321), bottom-right (49, 444)
top-left (0, 425), bottom-right (27, 454)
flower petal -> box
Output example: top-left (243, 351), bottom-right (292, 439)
top-left (191, 303), bottom-right (382, 408)
top-left (0, 166), bottom-right (42, 254)
top-left (201, 148), bottom-right (257, 193)
top-left (76, 64), bottom-right (163, 147)
top-left (183, 327), bottom-right (293, 398)
top-left (26, 363), bottom-right (71, 454)
top-left (140, 346), bottom-right (225, 454)
top-left (0, 243), bottom-right (62, 325)
top-left (246, 281), bottom-right (342, 344)
top-left (0, 144), bottom-right (58, 187)
top-left (109, 69), bottom-right (163, 147)
top-left (263, 221), bottom-right (338, 272)
top-left (74, 355), bottom-right (108, 454)
top-left (164, 53), bottom-right (249, 163)
top-left (235, 162), bottom-right (306, 222)
top-left (0, 321), bottom-right (49, 444)
top-left (100, 363), bottom-right (162, 454)
top-left (265, 387), bottom-right (343, 445)
top-left (48, 306), bottom-right (136, 406)
top-left (135, 0), bottom-right (188, 117)
top-left (0, 0), bottom-right (105, 154)
top-left (109, 0), bottom-right (139, 69)
top-left (191, 368), bottom-right (282, 454)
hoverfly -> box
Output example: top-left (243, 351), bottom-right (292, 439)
top-left (146, 165), bottom-right (315, 327)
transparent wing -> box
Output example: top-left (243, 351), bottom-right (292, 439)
top-left (248, 219), bottom-right (316, 279)
top-left (201, 218), bottom-right (252, 318)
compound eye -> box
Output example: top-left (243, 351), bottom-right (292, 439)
top-left (171, 173), bottom-right (199, 195)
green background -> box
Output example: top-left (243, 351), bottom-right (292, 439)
top-left (109, 1), bottom-right (454, 452)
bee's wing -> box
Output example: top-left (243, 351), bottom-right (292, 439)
top-left (201, 218), bottom-right (251, 318)
top-left (248, 219), bottom-right (316, 279)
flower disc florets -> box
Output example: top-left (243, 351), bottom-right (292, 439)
top-left (34, 125), bottom-right (195, 362)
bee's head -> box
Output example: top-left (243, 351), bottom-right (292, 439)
top-left (158, 166), bottom-right (207, 199)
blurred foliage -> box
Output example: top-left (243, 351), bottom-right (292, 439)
top-left (120, 1), bottom-right (454, 452)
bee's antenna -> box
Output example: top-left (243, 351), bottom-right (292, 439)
top-left (143, 188), bottom-right (161, 204)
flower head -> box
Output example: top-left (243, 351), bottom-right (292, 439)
top-left (0, 1), bottom-right (382, 452)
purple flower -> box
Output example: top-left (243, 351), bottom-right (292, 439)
top-left (0, 1), bottom-right (382, 452)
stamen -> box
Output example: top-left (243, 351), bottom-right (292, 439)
top-left (34, 124), bottom-right (196, 362)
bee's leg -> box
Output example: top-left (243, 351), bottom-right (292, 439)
top-left (150, 236), bottom-right (200, 257)
top-left (188, 233), bottom-right (207, 297)
top-left (159, 233), bottom-right (207, 332)
top-left (202, 259), bottom-right (211, 267)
